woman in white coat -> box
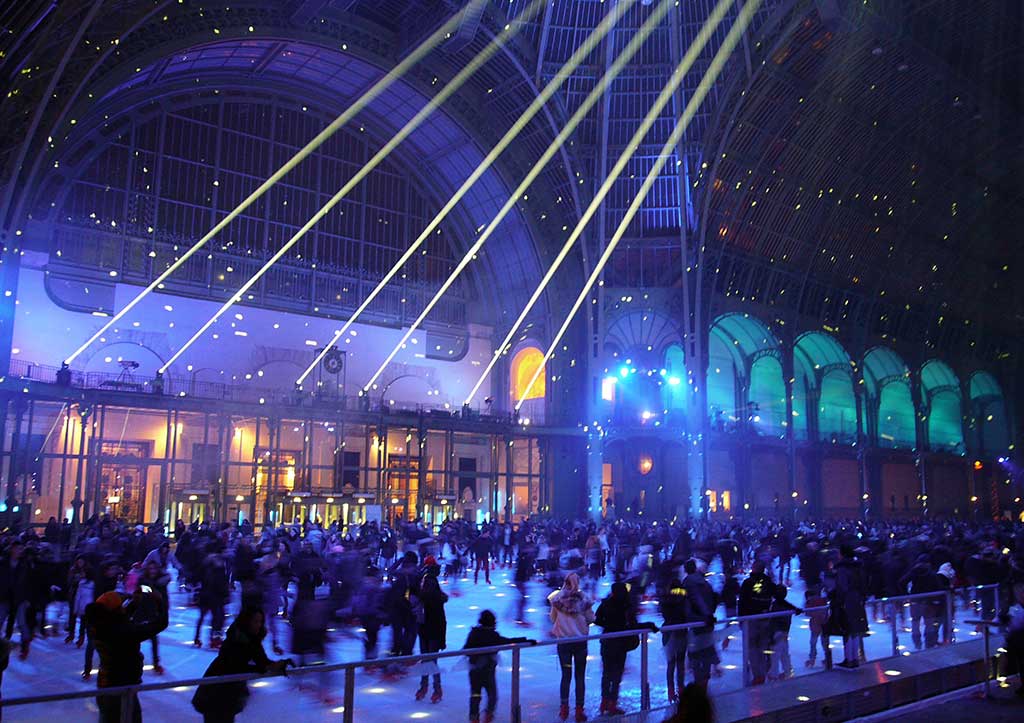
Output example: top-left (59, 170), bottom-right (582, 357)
top-left (548, 572), bottom-right (593, 721)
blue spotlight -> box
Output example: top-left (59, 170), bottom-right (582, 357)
top-left (619, 366), bottom-right (630, 378)
top-left (668, 376), bottom-right (681, 386)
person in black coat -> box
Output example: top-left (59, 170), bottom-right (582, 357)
top-left (195, 549), bottom-right (230, 648)
top-left (594, 581), bottom-right (658, 715)
top-left (828, 545), bottom-right (869, 669)
top-left (659, 577), bottom-right (692, 703)
top-left (192, 607), bottom-right (293, 723)
top-left (739, 560), bottom-right (774, 685)
top-left (416, 556), bottom-right (448, 702)
top-left (463, 609), bottom-right (534, 723)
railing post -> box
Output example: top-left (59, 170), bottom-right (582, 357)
top-left (944, 589), bottom-right (954, 645)
top-left (981, 623), bottom-right (991, 698)
top-left (119, 690), bottom-right (134, 723)
top-left (889, 600), bottom-right (899, 657)
top-left (641, 631), bottom-right (651, 711)
top-left (511, 646), bottom-right (522, 723)
top-left (343, 666), bottom-right (355, 723)
top-left (741, 620), bottom-right (752, 686)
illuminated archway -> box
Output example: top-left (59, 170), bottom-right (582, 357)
top-left (921, 360), bottom-right (964, 453)
top-left (708, 313), bottom-right (781, 433)
top-left (863, 347), bottom-right (915, 449)
top-left (794, 331), bottom-right (856, 443)
top-left (511, 346), bottom-right (546, 402)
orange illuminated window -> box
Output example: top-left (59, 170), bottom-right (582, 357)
top-left (511, 346), bottom-right (546, 401)
top-left (721, 490), bottom-right (731, 512)
top-left (708, 490), bottom-right (718, 513)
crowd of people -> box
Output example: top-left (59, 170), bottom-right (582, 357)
top-left (0, 512), bottom-right (1023, 721)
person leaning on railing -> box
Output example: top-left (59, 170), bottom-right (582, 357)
top-left (191, 607), bottom-right (294, 723)
top-left (594, 581), bottom-right (659, 716)
top-left (463, 609), bottom-right (536, 723)
top-left (548, 572), bottom-right (594, 722)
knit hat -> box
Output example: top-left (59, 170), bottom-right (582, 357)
top-left (478, 610), bottom-right (497, 627)
top-left (95, 591), bottom-right (124, 612)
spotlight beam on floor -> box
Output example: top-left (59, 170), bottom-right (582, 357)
top-left (62, 0), bottom-right (489, 367)
top-left (516, 0), bottom-right (762, 409)
top-left (294, 0), bottom-right (642, 389)
top-left (363, 0), bottom-right (682, 394)
top-left (158, 0), bottom-right (548, 374)
top-left (465, 0), bottom-right (734, 406)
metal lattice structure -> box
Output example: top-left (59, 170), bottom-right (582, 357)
top-left (0, 0), bottom-right (1021, 374)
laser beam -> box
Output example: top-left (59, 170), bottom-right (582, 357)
top-left (516, 0), bottom-right (763, 409)
top-left (465, 0), bottom-right (734, 406)
top-left (295, 0), bottom-right (643, 389)
top-left (363, 0), bottom-right (683, 393)
top-left (158, 0), bottom-right (548, 374)
top-left (62, 0), bottom-right (487, 367)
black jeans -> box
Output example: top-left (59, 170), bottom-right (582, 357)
top-left (600, 644), bottom-right (627, 702)
top-left (97, 692), bottom-right (142, 723)
top-left (469, 668), bottom-right (497, 717)
top-left (557, 641), bottom-right (587, 706)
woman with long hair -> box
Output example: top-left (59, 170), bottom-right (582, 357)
top-left (192, 607), bottom-right (293, 723)
top-left (548, 572), bottom-right (594, 721)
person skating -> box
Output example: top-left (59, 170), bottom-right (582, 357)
top-left (415, 555), bottom-right (448, 703)
top-left (659, 575), bottom-right (690, 703)
top-left (138, 560), bottom-right (170, 674)
top-left (192, 607), bottom-right (294, 723)
top-left (738, 560), bottom-right (774, 684)
top-left (827, 545), bottom-right (868, 669)
top-left (463, 609), bottom-right (534, 723)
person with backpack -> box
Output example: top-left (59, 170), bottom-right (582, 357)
top-left (415, 555), bottom-right (448, 703)
top-left (594, 581), bottom-right (658, 715)
top-left (463, 609), bottom-right (535, 722)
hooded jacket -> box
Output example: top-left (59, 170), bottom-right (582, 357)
top-left (548, 587), bottom-right (593, 639)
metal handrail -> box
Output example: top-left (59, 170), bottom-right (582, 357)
top-left (0, 582), bottom-right (1001, 722)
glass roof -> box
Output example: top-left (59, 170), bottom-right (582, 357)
top-left (794, 330), bottom-right (852, 379)
top-left (862, 346), bottom-right (910, 396)
top-left (969, 371), bottom-right (1003, 400)
top-left (920, 359), bottom-right (960, 396)
top-left (709, 312), bottom-right (779, 361)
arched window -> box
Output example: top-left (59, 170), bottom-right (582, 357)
top-left (921, 360), bottom-right (964, 453)
top-left (794, 331), bottom-right (856, 443)
top-left (708, 313), bottom-right (781, 433)
top-left (863, 347), bottom-right (916, 449)
top-left (511, 347), bottom-right (546, 402)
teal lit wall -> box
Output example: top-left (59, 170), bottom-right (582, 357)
top-left (749, 356), bottom-right (786, 436)
top-left (819, 371), bottom-right (858, 441)
top-left (878, 383), bottom-right (916, 448)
